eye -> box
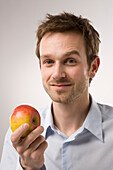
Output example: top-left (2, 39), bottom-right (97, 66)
top-left (65, 58), bottom-right (77, 65)
top-left (45, 60), bottom-right (53, 64)
top-left (43, 59), bottom-right (54, 67)
top-left (67, 59), bottom-right (75, 63)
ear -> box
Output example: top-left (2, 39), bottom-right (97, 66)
top-left (89, 56), bottom-right (100, 79)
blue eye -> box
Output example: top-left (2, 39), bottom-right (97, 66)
top-left (65, 58), bottom-right (77, 65)
top-left (43, 59), bottom-right (54, 67)
top-left (45, 60), bottom-right (53, 64)
top-left (67, 59), bottom-right (75, 63)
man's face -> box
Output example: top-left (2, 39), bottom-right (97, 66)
top-left (39, 31), bottom-right (90, 104)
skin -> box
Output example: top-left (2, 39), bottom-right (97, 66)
top-left (40, 31), bottom-right (100, 136)
top-left (10, 31), bottom-right (100, 169)
top-left (11, 124), bottom-right (47, 169)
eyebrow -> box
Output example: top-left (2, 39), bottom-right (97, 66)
top-left (40, 50), bottom-right (80, 59)
top-left (64, 50), bottom-right (80, 57)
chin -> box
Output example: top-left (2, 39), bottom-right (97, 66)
top-left (50, 95), bottom-right (74, 104)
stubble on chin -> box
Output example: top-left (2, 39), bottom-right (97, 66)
top-left (43, 74), bottom-right (89, 104)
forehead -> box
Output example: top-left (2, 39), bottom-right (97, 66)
top-left (39, 31), bottom-right (86, 57)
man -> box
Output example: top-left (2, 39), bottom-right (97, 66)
top-left (1, 12), bottom-right (113, 170)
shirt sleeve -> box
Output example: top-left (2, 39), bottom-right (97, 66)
top-left (0, 127), bottom-right (21, 170)
top-left (40, 164), bottom-right (46, 170)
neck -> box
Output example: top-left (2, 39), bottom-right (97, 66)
top-left (52, 93), bottom-right (91, 137)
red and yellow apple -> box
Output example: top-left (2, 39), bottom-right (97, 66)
top-left (10, 105), bottom-right (41, 137)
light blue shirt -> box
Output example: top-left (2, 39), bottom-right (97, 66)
top-left (1, 96), bottom-right (113, 170)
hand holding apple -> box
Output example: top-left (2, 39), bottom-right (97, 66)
top-left (10, 105), bottom-right (47, 169)
top-left (10, 105), bottom-right (41, 137)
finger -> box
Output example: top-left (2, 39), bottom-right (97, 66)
top-left (38, 140), bottom-right (48, 154)
top-left (19, 126), bottom-right (44, 152)
top-left (23, 136), bottom-right (45, 157)
top-left (31, 141), bottom-right (48, 160)
top-left (29, 135), bottom-right (45, 152)
top-left (10, 123), bottom-right (29, 145)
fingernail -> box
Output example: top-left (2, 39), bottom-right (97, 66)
top-left (23, 123), bottom-right (29, 128)
top-left (40, 126), bottom-right (44, 132)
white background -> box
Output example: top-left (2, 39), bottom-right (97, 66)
top-left (0, 0), bottom-right (113, 160)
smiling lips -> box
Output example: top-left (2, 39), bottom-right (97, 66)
top-left (50, 83), bottom-right (72, 89)
top-left (52, 84), bottom-right (71, 86)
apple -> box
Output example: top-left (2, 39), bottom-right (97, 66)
top-left (10, 105), bottom-right (41, 137)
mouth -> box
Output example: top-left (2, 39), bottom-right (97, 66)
top-left (50, 83), bottom-right (72, 90)
top-left (52, 84), bottom-right (71, 86)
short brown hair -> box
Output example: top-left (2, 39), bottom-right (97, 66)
top-left (36, 12), bottom-right (100, 68)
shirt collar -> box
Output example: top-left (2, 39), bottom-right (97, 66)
top-left (41, 102), bottom-right (54, 138)
top-left (84, 96), bottom-right (103, 142)
top-left (41, 96), bottom-right (103, 142)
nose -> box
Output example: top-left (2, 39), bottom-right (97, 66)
top-left (52, 63), bottom-right (67, 80)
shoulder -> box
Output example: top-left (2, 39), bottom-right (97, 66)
top-left (97, 103), bottom-right (113, 141)
top-left (97, 103), bottom-right (113, 129)
top-left (97, 103), bottom-right (113, 118)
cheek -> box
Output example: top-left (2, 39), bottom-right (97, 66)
top-left (41, 68), bottom-right (51, 82)
top-left (70, 66), bottom-right (88, 80)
